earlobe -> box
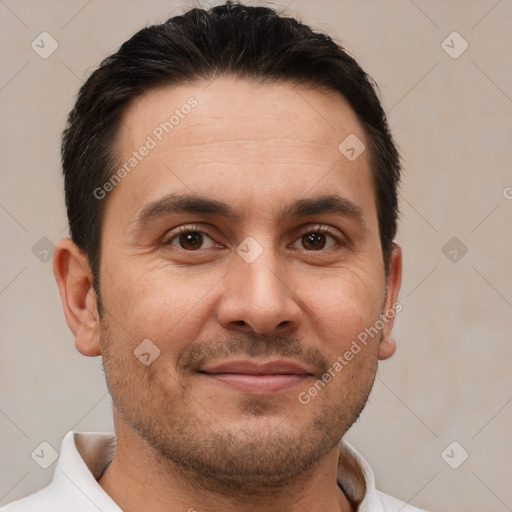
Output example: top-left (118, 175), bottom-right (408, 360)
top-left (53, 238), bottom-right (102, 357)
top-left (378, 243), bottom-right (402, 361)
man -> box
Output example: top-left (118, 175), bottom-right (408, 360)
top-left (1, 2), bottom-right (428, 511)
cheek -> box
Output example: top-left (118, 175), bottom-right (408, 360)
top-left (101, 264), bottom-right (221, 356)
top-left (298, 268), bottom-right (384, 357)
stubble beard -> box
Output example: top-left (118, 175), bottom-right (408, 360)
top-left (99, 319), bottom-right (378, 497)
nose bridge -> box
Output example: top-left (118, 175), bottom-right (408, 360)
top-left (241, 250), bottom-right (287, 302)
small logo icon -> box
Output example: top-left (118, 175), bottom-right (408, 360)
top-left (441, 441), bottom-right (469, 469)
top-left (503, 186), bottom-right (512, 200)
top-left (31, 32), bottom-right (59, 59)
top-left (134, 339), bottom-right (161, 366)
top-left (441, 32), bottom-right (468, 59)
top-left (236, 236), bottom-right (263, 263)
top-left (32, 237), bottom-right (55, 263)
top-left (442, 236), bottom-right (468, 263)
top-left (31, 441), bottom-right (58, 469)
top-left (338, 134), bottom-right (365, 161)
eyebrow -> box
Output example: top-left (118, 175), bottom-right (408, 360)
top-left (134, 192), bottom-right (368, 232)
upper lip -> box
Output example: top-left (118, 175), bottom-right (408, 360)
top-left (199, 359), bottom-right (312, 375)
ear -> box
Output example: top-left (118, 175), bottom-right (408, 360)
top-left (53, 238), bottom-right (102, 357)
top-left (378, 243), bottom-right (402, 361)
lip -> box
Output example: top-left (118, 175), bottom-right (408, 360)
top-left (200, 359), bottom-right (312, 375)
top-left (198, 359), bottom-right (314, 394)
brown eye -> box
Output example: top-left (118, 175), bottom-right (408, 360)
top-left (301, 232), bottom-right (327, 250)
top-left (178, 231), bottom-right (204, 250)
top-left (166, 229), bottom-right (217, 251)
top-left (291, 227), bottom-right (339, 251)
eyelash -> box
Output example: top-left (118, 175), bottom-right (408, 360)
top-left (163, 224), bottom-right (345, 252)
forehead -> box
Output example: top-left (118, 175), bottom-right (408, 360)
top-left (117, 76), bottom-right (366, 156)
top-left (107, 76), bottom-right (375, 226)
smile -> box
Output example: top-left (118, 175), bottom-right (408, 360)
top-left (198, 359), bottom-right (314, 394)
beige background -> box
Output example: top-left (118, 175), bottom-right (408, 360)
top-left (1, 0), bottom-right (511, 510)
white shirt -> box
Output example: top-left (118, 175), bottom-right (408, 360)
top-left (1, 431), bottom-right (429, 511)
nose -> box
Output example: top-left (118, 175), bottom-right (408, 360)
top-left (216, 250), bottom-right (302, 335)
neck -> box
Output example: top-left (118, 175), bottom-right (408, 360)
top-left (98, 414), bottom-right (354, 512)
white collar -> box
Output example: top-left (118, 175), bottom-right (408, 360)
top-left (2, 431), bottom-right (427, 511)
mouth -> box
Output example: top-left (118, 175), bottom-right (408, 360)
top-left (198, 359), bottom-right (315, 394)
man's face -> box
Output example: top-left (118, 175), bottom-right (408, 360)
top-left (94, 77), bottom-right (399, 489)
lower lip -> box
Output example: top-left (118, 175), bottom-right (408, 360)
top-left (201, 373), bottom-right (311, 393)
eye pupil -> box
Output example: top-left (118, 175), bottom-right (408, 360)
top-left (179, 232), bottom-right (203, 250)
top-left (302, 232), bottom-right (326, 250)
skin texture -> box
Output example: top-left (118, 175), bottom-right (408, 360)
top-left (53, 77), bottom-right (402, 512)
